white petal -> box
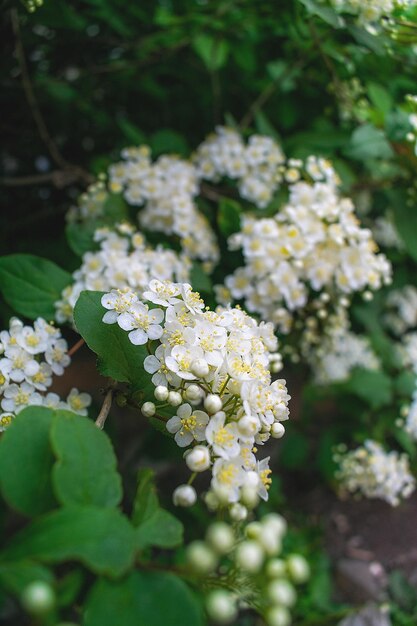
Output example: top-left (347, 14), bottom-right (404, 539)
top-left (128, 329), bottom-right (147, 345)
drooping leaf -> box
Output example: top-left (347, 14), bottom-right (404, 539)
top-left (3, 506), bottom-right (136, 578)
top-left (0, 254), bottom-right (71, 320)
top-left (83, 571), bottom-right (204, 626)
top-left (51, 411), bottom-right (122, 508)
top-left (0, 407), bottom-right (57, 517)
top-left (73, 291), bottom-right (153, 396)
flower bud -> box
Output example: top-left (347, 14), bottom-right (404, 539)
top-left (240, 485), bottom-right (259, 509)
top-left (168, 391), bottom-right (182, 406)
top-left (205, 590), bottom-right (238, 624)
top-left (204, 394), bottom-right (223, 414)
top-left (265, 605), bottom-right (291, 626)
top-left (258, 527), bottom-right (282, 557)
top-left (267, 580), bottom-right (296, 607)
top-left (262, 513), bottom-right (287, 538)
top-left (191, 359), bottom-right (209, 378)
top-left (229, 503), bottom-right (247, 521)
top-left (286, 554), bottom-right (310, 583)
top-left (234, 540), bottom-right (264, 573)
top-left (238, 415), bottom-right (259, 438)
top-left (141, 401), bottom-right (156, 417)
top-left (271, 422), bottom-right (285, 439)
top-left (154, 385), bottom-right (169, 401)
top-left (206, 522), bottom-right (235, 554)
top-left (185, 446), bottom-right (211, 472)
top-left (173, 484), bottom-right (197, 507)
top-left (266, 558), bottom-right (287, 578)
top-left (204, 490), bottom-right (220, 511)
top-left (245, 522), bottom-right (262, 540)
top-left (186, 541), bottom-right (218, 574)
top-left (184, 384), bottom-right (202, 402)
top-left (21, 581), bottom-right (55, 615)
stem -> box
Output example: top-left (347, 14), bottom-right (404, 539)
top-left (68, 338), bottom-right (85, 357)
top-left (95, 384), bottom-right (116, 430)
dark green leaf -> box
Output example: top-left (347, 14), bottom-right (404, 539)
top-left (190, 262), bottom-right (212, 295)
top-left (0, 561), bottom-right (54, 596)
top-left (73, 291), bottom-right (153, 395)
top-left (131, 469), bottom-right (159, 527)
top-left (51, 411), bottom-right (122, 508)
top-left (66, 221), bottom-right (99, 257)
top-left (84, 571), bottom-right (204, 626)
top-left (218, 199), bottom-right (241, 238)
top-left (3, 506), bottom-right (136, 578)
top-left (0, 407), bottom-right (57, 517)
top-left (343, 368), bottom-right (393, 409)
top-left (192, 34), bottom-right (229, 71)
top-left (0, 255), bottom-right (71, 320)
top-left (394, 199), bottom-right (417, 262)
top-left (136, 509), bottom-right (183, 550)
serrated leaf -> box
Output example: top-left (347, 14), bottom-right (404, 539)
top-left (0, 407), bottom-right (57, 517)
top-left (3, 506), bottom-right (136, 578)
top-left (73, 291), bottom-right (153, 396)
top-left (136, 509), bottom-right (183, 550)
top-left (83, 571), bottom-right (204, 626)
top-left (51, 411), bottom-right (122, 508)
top-left (0, 254), bottom-right (71, 320)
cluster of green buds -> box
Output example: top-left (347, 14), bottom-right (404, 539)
top-left (185, 513), bottom-right (310, 625)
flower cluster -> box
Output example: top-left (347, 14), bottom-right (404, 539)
top-left (185, 514), bottom-right (309, 626)
top-left (193, 126), bottom-right (286, 209)
top-left (107, 147), bottom-right (219, 268)
top-left (66, 179), bottom-right (108, 222)
top-left (385, 285), bottom-right (417, 336)
top-left (101, 280), bottom-right (290, 513)
top-left (221, 166), bottom-right (391, 335)
top-left (334, 440), bottom-right (415, 506)
top-left (0, 317), bottom-right (91, 430)
top-left (55, 223), bottom-right (191, 323)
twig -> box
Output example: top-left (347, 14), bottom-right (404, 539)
top-left (1, 169), bottom-right (89, 188)
top-left (68, 338), bottom-right (85, 357)
top-left (95, 384), bottom-right (116, 430)
top-left (10, 8), bottom-right (92, 186)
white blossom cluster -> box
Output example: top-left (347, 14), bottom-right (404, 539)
top-left (385, 285), bottom-right (417, 336)
top-left (309, 312), bottom-right (380, 384)
top-left (327, 0), bottom-right (412, 27)
top-left (107, 147), bottom-right (219, 268)
top-left (66, 180), bottom-right (108, 222)
top-left (220, 171), bottom-right (391, 335)
top-left (372, 215), bottom-right (404, 251)
top-left (0, 317), bottom-right (91, 430)
top-left (100, 279), bottom-right (290, 513)
top-left (193, 126), bottom-right (286, 209)
top-left (55, 222), bottom-right (191, 324)
top-left (185, 514), bottom-right (309, 626)
top-left (335, 440), bottom-right (415, 506)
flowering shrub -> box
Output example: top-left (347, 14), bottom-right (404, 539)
top-left (3, 1), bottom-right (417, 625)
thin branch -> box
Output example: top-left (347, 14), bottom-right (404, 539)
top-left (95, 384), bottom-right (115, 430)
top-left (10, 8), bottom-right (92, 185)
top-left (68, 338), bottom-right (85, 357)
top-left (1, 169), bottom-right (88, 188)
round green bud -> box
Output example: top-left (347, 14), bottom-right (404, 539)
top-left (185, 541), bottom-right (218, 574)
top-left (205, 590), bottom-right (238, 624)
top-left (21, 581), bottom-right (55, 615)
top-left (206, 522), bottom-right (235, 554)
top-left (286, 554), bottom-right (310, 583)
top-left (265, 605), bottom-right (291, 626)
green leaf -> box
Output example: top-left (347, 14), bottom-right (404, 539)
top-left (136, 509), bottom-right (183, 550)
top-left (51, 411), bottom-right (122, 508)
top-left (131, 469), bottom-right (159, 526)
top-left (0, 254), bottom-right (71, 320)
top-left (192, 34), bottom-right (229, 71)
top-left (73, 291), bottom-right (153, 395)
top-left (394, 199), bottom-right (417, 262)
top-left (279, 431), bottom-right (309, 470)
top-left (343, 368), bottom-right (393, 409)
top-left (66, 221), bottom-right (99, 257)
top-left (218, 199), bottom-right (241, 238)
top-left (84, 571), bottom-right (204, 626)
top-left (297, 0), bottom-right (345, 27)
top-left (0, 561), bottom-right (54, 596)
top-left (395, 371), bottom-right (416, 397)
top-left (117, 117), bottom-right (146, 145)
top-left (345, 124), bottom-right (394, 161)
top-left (190, 262), bottom-right (212, 295)
top-left (3, 506), bottom-right (136, 578)
top-left (102, 192), bottom-right (129, 222)
top-left (368, 83), bottom-right (393, 117)
top-left (150, 130), bottom-right (189, 157)
top-left (0, 407), bottom-right (57, 517)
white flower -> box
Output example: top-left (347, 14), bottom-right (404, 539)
top-left (65, 388), bottom-right (92, 416)
top-left (185, 445), bottom-right (211, 472)
top-left (101, 289), bottom-right (138, 324)
top-left (205, 411), bottom-right (240, 459)
top-left (117, 302), bottom-right (164, 345)
top-left (44, 339), bottom-right (70, 376)
top-left (165, 345), bottom-right (205, 380)
top-left (173, 484), bottom-right (197, 507)
top-left (211, 457), bottom-right (245, 502)
top-left (1, 346), bottom-right (39, 383)
top-left (16, 325), bottom-right (48, 355)
top-left (1, 382), bottom-right (42, 414)
top-left (166, 403), bottom-right (209, 447)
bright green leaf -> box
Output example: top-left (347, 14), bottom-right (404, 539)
top-left (192, 34), bottom-right (229, 71)
top-left (0, 254), bottom-right (71, 320)
top-left (0, 561), bottom-right (54, 596)
top-left (51, 411), bottom-right (122, 508)
top-left (345, 124), bottom-right (394, 161)
top-left (83, 571), bottom-right (204, 626)
top-left (0, 407), bottom-right (57, 517)
top-left (136, 509), bottom-right (183, 550)
top-left (3, 506), bottom-right (136, 578)
top-left (131, 469), bottom-right (159, 527)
